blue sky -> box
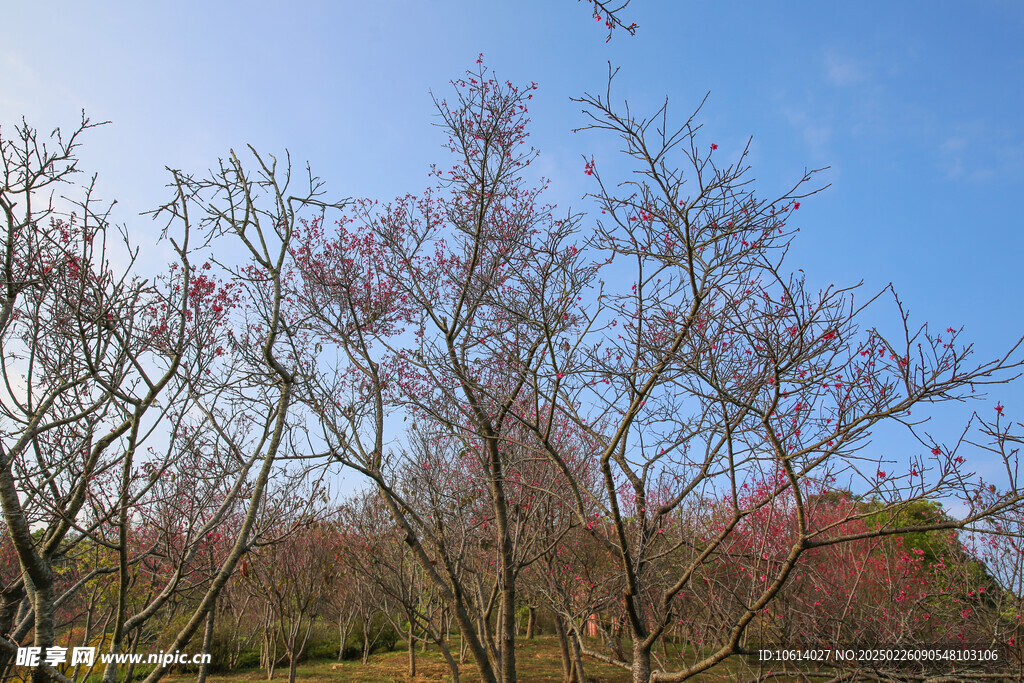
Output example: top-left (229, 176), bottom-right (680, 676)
top-left (5, 1), bottom-right (1023, 486)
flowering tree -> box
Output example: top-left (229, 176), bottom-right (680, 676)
top-left (502, 81), bottom-right (1024, 682)
top-left (337, 491), bottom-right (461, 680)
top-left (6, 50), bottom-right (1023, 683)
top-left (0, 115), bottom-right (215, 683)
top-left (956, 413), bottom-right (1024, 674)
top-left (526, 518), bottom-right (621, 683)
top-left (290, 62), bottom-right (592, 683)
top-left (577, 0), bottom-right (637, 40)
top-left (281, 61), bottom-right (1024, 682)
top-left (132, 146), bottom-right (341, 683)
top-left (239, 519), bottom-right (339, 683)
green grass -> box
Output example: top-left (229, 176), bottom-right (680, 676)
top-left (158, 635), bottom-right (777, 682)
top-left (91, 634), bottom-right (1021, 682)
top-left (164, 636), bottom-right (641, 682)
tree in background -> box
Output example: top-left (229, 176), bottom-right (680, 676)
top-left (239, 518), bottom-right (338, 683)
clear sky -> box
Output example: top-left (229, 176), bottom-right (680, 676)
top-left (5, 1), bottom-right (1023, 485)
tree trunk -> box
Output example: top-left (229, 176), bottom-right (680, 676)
top-left (361, 617), bottom-right (371, 665)
top-left (196, 607), bottom-right (216, 683)
top-left (612, 618), bottom-right (625, 662)
top-left (632, 640), bottom-right (652, 683)
top-left (498, 576), bottom-right (516, 683)
top-left (526, 605), bottom-right (536, 639)
top-left (264, 621), bottom-right (277, 681)
top-left (0, 586), bottom-right (23, 682)
top-left (436, 636), bottom-right (460, 683)
top-left (569, 631), bottom-right (586, 683)
top-left (337, 613), bottom-right (352, 661)
top-left (31, 583), bottom-right (55, 683)
top-left (123, 631), bottom-right (142, 683)
top-left (553, 615), bottom-right (573, 683)
top-left (338, 617), bottom-right (344, 661)
top-left (407, 622), bottom-right (416, 677)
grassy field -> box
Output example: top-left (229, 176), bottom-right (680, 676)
top-left (162, 636), bottom-right (749, 682)
top-left (159, 637), bottom-right (1019, 682)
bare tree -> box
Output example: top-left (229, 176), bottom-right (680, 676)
top-left (508, 79), bottom-right (1024, 682)
top-left (338, 491), bottom-right (462, 681)
top-left (7, 52), bottom-right (1022, 683)
top-left (135, 147), bottom-right (340, 683)
top-left (290, 63), bottom-right (591, 683)
top-left (239, 517), bottom-right (337, 683)
top-left (0, 114), bottom-right (207, 683)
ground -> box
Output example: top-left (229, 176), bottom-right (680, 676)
top-left (161, 636), bottom-right (742, 682)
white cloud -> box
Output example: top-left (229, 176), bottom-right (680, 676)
top-left (936, 121), bottom-right (1019, 183)
top-left (779, 102), bottom-right (833, 156)
top-left (825, 50), bottom-right (867, 87)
